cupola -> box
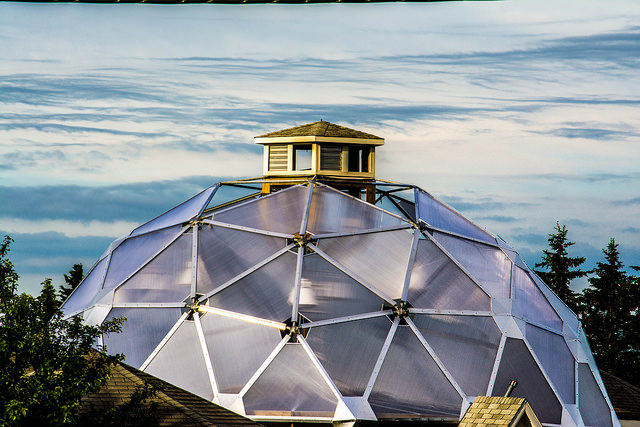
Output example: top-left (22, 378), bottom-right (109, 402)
top-left (255, 120), bottom-right (384, 201)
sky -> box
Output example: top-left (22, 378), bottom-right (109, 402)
top-left (1, 1), bottom-right (639, 295)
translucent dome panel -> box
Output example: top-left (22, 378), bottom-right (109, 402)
top-left (307, 185), bottom-right (407, 234)
top-left (197, 225), bottom-right (286, 296)
top-left (299, 253), bottom-right (388, 322)
top-left (375, 195), bottom-right (415, 223)
top-left (407, 238), bottom-right (490, 311)
top-left (114, 231), bottom-right (192, 303)
top-left (202, 184), bottom-right (261, 212)
top-left (578, 363), bottom-right (613, 427)
top-left (525, 323), bottom-right (575, 404)
top-left (206, 252), bottom-right (297, 322)
top-left (130, 185), bottom-right (216, 237)
top-left (318, 230), bottom-right (413, 301)
top-left (305, 316), bottom-right (391, 396)
top-left (492, 338), bottom-right (562, 425)
top-left (433, 231), bottom-right (511, 299)
top-left (62, 256), bottom-right (108, 316)
top-left (213, 185), bottom-right (307, 234)
top-left (199, 312), bottom-right (283, 394)
top-left (369, 325), bottom-right (463, 418)
top-left (531, 273), bottom-right (580, 336)
top-left (102, 225), bottom-right (183, 293)
top-left (145, 318), bottom-right (214, 401)
top-left (102, 307), bottom-right (182, 368)
top-left (513, 267), bottom-right (562, 331)
top-left (243, 343), bottom-right (338, 417)
top-left (416, 190), bottom-right (495, 244)
top-left (412, 314), bottom-right (501, 396)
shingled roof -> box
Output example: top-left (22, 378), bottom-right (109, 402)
top-left (459, 396), bottom-right (542, 427)
top-left (78, 362), bottom-right (260, 426)
top-left (256, 120), bottom-right (383, 140)
top-left (601, 371), bottom-right (640, 421)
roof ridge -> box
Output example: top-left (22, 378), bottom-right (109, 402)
top-left (319, 120), bottom-right (329, 136)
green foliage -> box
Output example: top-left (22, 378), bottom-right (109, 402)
top-left (580, 238), bottom-right (640, 385)
top-left (0, 236), bottom-right (124, 426)
top-left (59, 263), bottom-right (84, 303)
top-left (534, 222), bottom-right (587, 312)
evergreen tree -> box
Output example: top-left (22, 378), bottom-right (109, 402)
top-left (0, 236), bottom-right (123, 426)
top-left (59, 263), bottom-right (84, 303)
top-left (534, 222), bottom-right (587, 312)
top-left (580, 238), bottom-right (640, 384)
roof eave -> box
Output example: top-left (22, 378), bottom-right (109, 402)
top-left (254, 136), bottom-right (384, 146)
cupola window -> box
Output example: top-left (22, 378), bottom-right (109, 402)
top-left (348, 146), bottom-right (370, 173)
top-left (293, 145), bottom-right (313, 171)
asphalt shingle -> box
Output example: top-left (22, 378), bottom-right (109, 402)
top-left (257, 120), bottom-right (382, 140)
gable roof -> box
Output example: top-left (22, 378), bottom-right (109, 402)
top-left (79, 362), bottom-right (260, 426)
top-left (459, 396), bottom-right (542, 427)
top-left (256, 120), bottom-right (383, 140)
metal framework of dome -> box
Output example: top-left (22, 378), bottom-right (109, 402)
top-left (62, 122), bottom-right (619, 427)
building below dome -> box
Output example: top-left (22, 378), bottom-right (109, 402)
top-left (62, 122), bottom-right (620, 427)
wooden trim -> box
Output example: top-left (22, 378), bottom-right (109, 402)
top-left (255, 136), bottom-right (384, 145)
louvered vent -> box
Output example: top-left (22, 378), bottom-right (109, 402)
top-left (268, 145), bottom-right (288, 171)
top-left (320, 145), bottom-right (342, 171)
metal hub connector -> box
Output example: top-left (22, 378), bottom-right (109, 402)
top-left (393, 300), bottom-right (410, 319)
top-left (292, 232), bottom-right (316, 248)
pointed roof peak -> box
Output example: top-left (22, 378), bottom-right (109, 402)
top-left (256, 120), bottom-right (383, 140)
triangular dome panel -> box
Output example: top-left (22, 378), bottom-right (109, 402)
top-left (407, 238), bottom-right (490, 311)
top-left (318, 229), bottom-right (414, 301)
top-left (578, 363), bottom-right (613, 427)
top-left (492, 338), bottom-right (562, 425)
top-left (114, 231), bottom-right (192, 303)
top-left (202, 184), bottom-right (262, 213)
top-left (243, 343), bottom-right (339, 417)
top-left (206, 251), bottom-right (297, 322)
top-left (369, 325), bottom-right (463, 418)
top-left (145, 318), bottom-right (214, 401)
top-left (196, 224), bottom-right (286, 296)
top-left (307, 185), bottom-right (407, 235)
top-left (130, 185), bottom-right (216, 237)
top-left (513, 267), bottom-right (562, 331)
top-left (530, 272), bottom-right (580, 337)
top-left (102, 307), bottom-right (183, 369)
top-left (412, 314), bottom-right (502, 397)
top-left (416, 190), bottom-right (495, 244)
top-left (102, 225), bottom-right (183, 294)
top-left (199, 311), bottom-right (283, 394)
top-left (213, 185), bottom-right (307, 234)
top-left (305, 316), bottom-right (391, 396)
top-left (62, 256), bottom-right (109, 316)
top-left (299, 253), bottom-right (388, 322)
top-left (433, 231), bottom-right (511, 299)
top-left (525, 323), bottom-right (575, 404)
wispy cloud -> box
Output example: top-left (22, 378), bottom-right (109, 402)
top-left (0, 176), bottom-right (227, 222)
top-left (476, 215), bottom-right (519, 223)
top-left (612, 197), bottom-right (640, 206)
top-left (531, 127), bottom-right (638, 140)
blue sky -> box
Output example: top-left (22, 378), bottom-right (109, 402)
top-left (1, 1), bottom-right (639, 295)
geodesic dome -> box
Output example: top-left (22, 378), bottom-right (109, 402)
top-left (62, 179), bottom-right (619, 426)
